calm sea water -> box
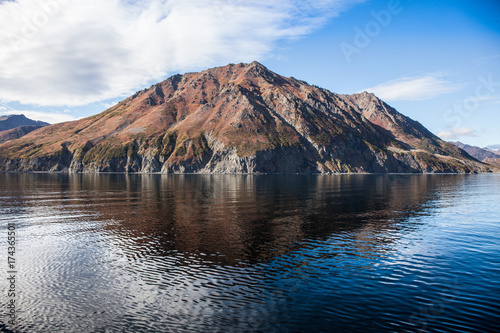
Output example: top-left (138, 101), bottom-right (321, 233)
top-left (0, 174), bottom-right (499, 332)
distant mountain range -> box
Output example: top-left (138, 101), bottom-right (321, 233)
top-left (485, 144), bottom-right (500, 152)
top-left (0, 115), bottom-right (49, 144)
top-left (450, 141), bottom-right (500, 167)
top-left (0, 62), bottom-right (496, 173)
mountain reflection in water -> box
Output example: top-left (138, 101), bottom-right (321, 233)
top-left (0, 174), bottom-right (498, 332)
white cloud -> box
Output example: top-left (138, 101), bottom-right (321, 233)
top-left (0, 0), bottom-right (362, 106)
top-left (1, 110), bottom-right (77, 124)
top-left (364, 74), bottom-right (461, 101)
top-left (438, 127), bottom-right (477, 140)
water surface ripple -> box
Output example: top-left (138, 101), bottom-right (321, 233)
top-left (0, 174), bottom-right (499, 332)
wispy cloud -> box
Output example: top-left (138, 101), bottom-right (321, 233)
top-left (0, 0), bottom-right (363, 106)
top-left (364, 74), bottom-right (461, 101)
top-left (438, 127), bottom-right (477, 140)
top-left (482, 96), bottom-right (500, 106)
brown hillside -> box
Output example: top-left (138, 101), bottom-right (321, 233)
top-left (0, 62), bottom-right (494, 174)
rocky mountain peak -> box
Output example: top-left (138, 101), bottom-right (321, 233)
top-left (0, 114), bottom-right (49, 131)
top-left (0, 63), bottom-right (495, 174)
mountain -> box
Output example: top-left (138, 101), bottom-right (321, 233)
top-left (0, 62), bottom-right (495, 174)
top-left (451, 141), bottom-right (500, 167)
top-left (486, 144), bottom-right (500, 153)
top-left (0, 125), bottom-right (47, 144)
top-left (484, 157), bottom-right (500, 167)
top-left (0, 114), bottom-right (49, 131)
top-left (0, 115), bottom-right (49, 144)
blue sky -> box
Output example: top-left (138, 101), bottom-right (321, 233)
top-left (1, 0), bottom-right (499, 147)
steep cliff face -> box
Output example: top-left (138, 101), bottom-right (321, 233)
top-left (0, 62), bottom-right (494, 174)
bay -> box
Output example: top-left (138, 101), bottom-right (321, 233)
top-left (0, 174), bottom-right (499, 332)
